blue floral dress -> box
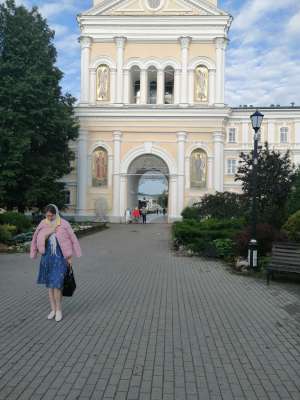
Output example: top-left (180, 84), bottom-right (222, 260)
top-left (37, 236), bottom-right (68, 289)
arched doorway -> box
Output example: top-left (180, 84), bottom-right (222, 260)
top-left (126, 154), bottom-right (169, 222)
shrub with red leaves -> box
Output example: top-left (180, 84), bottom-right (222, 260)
top-left (235, 223), bottom-right (287, 257)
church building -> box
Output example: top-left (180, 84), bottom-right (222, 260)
top-left (64, 0), bottom-right (300, 222)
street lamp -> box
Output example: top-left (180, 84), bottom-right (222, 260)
top-left (248, 110), bottom-right (264, 269)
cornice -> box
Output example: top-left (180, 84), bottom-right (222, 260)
top-left (79, 14), bottom-right (231, 25)
top-left (78, 14), bottom-right (230, 41)
top-left (75, 105), bottom-right (231, 119)
top-left (229, 108), bottom-right (300, 120)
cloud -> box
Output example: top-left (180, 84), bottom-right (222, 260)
top-left (51, 23), bottom-right (70, 37)
top-left (287, 11), bottom-right (300, 37)
top-left (224, 0), bottom-right (300, 106)
top-left (233, 0), bottom-right (295, 31)
top-left (38, 0), bottom-right (77, 18)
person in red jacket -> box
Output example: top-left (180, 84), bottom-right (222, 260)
top-left (30, 204), bottom-right (81, 322)
top-left (131, 207), bottom-right (141, 223)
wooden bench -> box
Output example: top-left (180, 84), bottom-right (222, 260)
top-left (267, 242), bottom-right (300, 284)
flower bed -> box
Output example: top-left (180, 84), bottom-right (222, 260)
top-left (0, 222), bottom-right (107, 254)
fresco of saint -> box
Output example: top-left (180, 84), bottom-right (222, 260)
top-left (92, 148), bottom-right (108, 187)
top-left (190, 149), bottom-right (207, 188)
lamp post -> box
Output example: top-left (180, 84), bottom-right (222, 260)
top-left (248, 110), bottom-right (264, 269)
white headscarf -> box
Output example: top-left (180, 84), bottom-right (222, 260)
top-left (46, 204), bottom-right (60, 256)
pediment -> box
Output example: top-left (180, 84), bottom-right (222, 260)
top-left (86, 0), bottom-right (226, 17)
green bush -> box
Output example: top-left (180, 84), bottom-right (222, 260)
top-left (283, 210), bottom-right (300, 242)
top-left (11, 231), bottom-right (34, 244)
top-left (181, 206), bottom-right (201, 220)
top-left (0, 224), bottom-right (17, 243)
top-left (172, 218), bottom-right (244, 256)
top-left (213, 239), bottom-right (235, 259)
top-left (0, 212), bottom-right (32, 234)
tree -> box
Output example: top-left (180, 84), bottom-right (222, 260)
top-left (183, 191), bottom-right (248, 220)
top-left (287, 167), bottom-right (300, 216)
top-left (235, 142), bottom-right (295, 228)
top-left (0, 0), bottom-right (79, 212)
top-left (158, 191), bottom-right (168, 208)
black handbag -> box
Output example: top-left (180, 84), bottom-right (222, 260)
top-left (63, 266), bottom-right (76, 297)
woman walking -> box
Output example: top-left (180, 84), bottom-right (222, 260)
top-left (30, 204), bottom-right (82, 322)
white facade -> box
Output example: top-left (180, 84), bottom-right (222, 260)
top-left (64, 0), bottom-right (300, 222)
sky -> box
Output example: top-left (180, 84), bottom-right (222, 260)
top-left (2, 0), bottom-right (300, 107)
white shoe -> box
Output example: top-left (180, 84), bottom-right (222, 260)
top-left (47, 311), bottom-right (56, 320)
top-left (55, 310), bottom-right (63, 322)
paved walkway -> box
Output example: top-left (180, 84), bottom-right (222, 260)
top-left (0, 224), bottom-right (300, 400)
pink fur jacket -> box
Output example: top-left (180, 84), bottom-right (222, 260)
top-left (30, 218), bottom-right (82, 259)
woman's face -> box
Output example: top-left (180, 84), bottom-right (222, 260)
top-left (46, 211), bottom-right (56, 222)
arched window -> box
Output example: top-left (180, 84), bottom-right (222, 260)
top-left (96, 64), bottom-right (110, 101)
top-left (190, 149), bottom-right (207, 189)
top-left (194, 65), bottom-right (208, 103)
top-left (147, 66), bottom-right (158, 104)
top-left (130, 66), bottom-right (141, 104)
top-left (92, 147), bottom-right (108, 187)
top-left (164, 66), bottom-right (174, 104)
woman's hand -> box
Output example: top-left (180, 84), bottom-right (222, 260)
top-left (67, 257), bottom-right (73, 268)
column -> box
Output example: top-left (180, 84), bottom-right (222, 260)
top-left (87, 154), bottom-right (92, 186)
top-left (267, 120), bottom-right (275, 144)
top-left (140, 69), bottom-right (148, 104)
top-left (114, 37), bottom-right (126, 104)
top-left (174, 69), bottom-right (181, 104)
top-left (110, 68), bottom-right (116, 104)
top-left (80, 37), bottom-right (92, 104)
top-left (208, 156), bottom-right (213, 189)
top-left (295, 120), bottom-right (300, 144)
top-left (157, 69), bottom-right (165, 105)
top-left (89, 68), bottom-right (96, 104)
top-left (208, 69), bottom-right (216, 105)
top-left (177, 132), bottom-right (187, 216)
top-left (213, 132), bottom-right (225, 192)
top-left (215, 38), bottom-right (227, 106)
top-left (188, 68), bottom-right (194, 104)
top-left (77, 129), bottom-right (88, 216)
top-left (119, 176), bottom-right (126, 221)
top-left (108, 155), bottom-right (113, 187)
top-left (185, 155), bottom-right (190, 189)
top-left (123, 68), bottom-right (130, 104)
top-left (169, 176), bottom-right (177, 220)
top-left (179, 36), bottom-right (191, 105)
top-left (242, 121), bottom-right (249, 150)
top-left (112, 131), bottom-right (122, 220)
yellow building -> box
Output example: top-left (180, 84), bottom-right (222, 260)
top-left (65, 0), bottom-right (300, 221)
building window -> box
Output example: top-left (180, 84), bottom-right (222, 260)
top-left (130, 66), bottom-right (141, 104)
top-left (147, 66), bottom-right (157, 104)
top-left (227, 159), bottom-right (237, 175)
top-left (280, 127), bottom-right (288, 143)
top-left (190, 149), bottom-right (207, 188)
top-left (96, 64), bottom-right (110, 101)
top-left (228, 128), bottom-right (236, 143)
top-left (92, 147), bottom-right (108, 187)
top-left (164, 66), bottom-right (174, 104)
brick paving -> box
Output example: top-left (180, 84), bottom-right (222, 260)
top-left (0, 223), bottom-right (300, 400)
